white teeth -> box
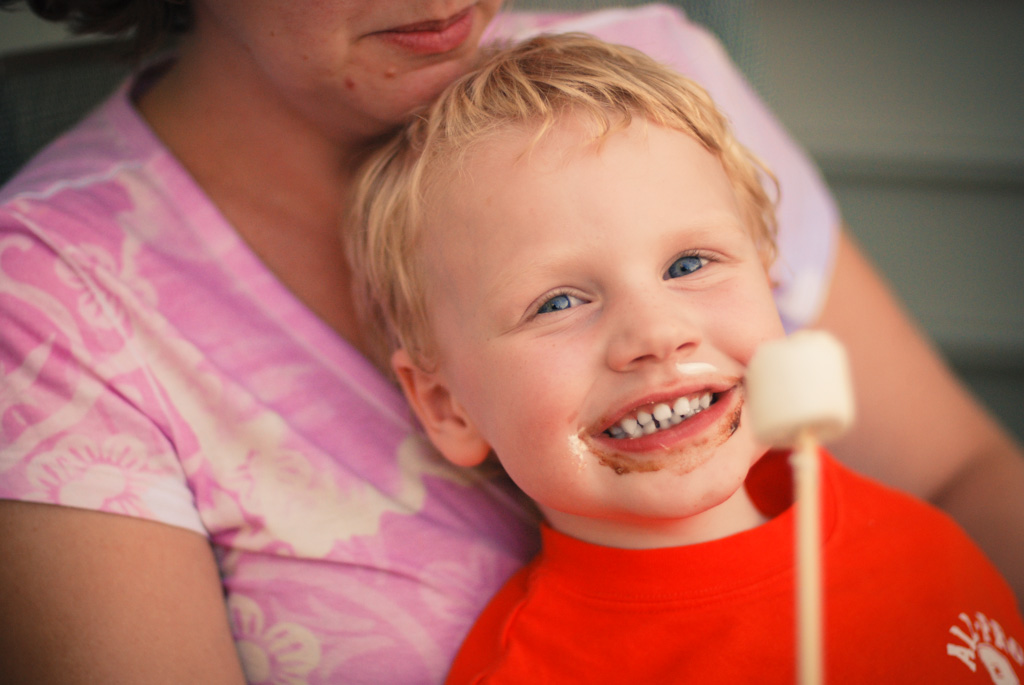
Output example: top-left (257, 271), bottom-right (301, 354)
top-left (620, 417), bottom-right (641, 438)
top-left (652, 403), bottom-right (672, 422)
top-left (673, 397), bottom-right (692, 417)
top-left (606, 392), bottom-right (715, 439)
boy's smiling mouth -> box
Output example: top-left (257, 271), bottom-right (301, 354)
top-left (604, 391), bottom-right (717, 439)
top-left (587, 383), bottom-right (744, 475)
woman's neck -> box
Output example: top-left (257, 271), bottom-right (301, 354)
top-left (136, 37), bottom-right (377, 357)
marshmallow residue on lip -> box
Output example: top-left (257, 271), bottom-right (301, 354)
top-left (675, 362), bottom-right (719, 376)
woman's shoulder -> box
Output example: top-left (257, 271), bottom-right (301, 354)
top-left (2, 77), bottom-right (149, 200)
top-left (0, 69), bottom-right (217, 265)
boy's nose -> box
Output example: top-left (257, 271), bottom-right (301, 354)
top-left (605, 292), bottom-right (701, 372)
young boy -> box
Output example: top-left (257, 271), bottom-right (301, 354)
top-left (348, 34), bottom-right (1024, 684)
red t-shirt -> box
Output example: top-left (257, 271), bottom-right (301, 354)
top-left (448, 450), bottom-right (1024, 683)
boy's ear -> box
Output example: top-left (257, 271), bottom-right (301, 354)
top-left (391, 348), bottom-right (491, 467)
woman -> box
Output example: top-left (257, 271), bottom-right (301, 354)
top-left (1, 2), bottom-right (1021, 682)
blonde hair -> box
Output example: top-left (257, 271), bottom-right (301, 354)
top-left (348, 32), bottom-right (778, 373)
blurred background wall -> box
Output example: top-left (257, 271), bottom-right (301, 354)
top-left (2, 0), bottom-right (1022, 440)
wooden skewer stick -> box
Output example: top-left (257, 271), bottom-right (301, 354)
top-left (792, 429), bottom-right (823, 685)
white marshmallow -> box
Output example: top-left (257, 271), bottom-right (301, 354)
top-left (745, 330), bottom-right (855, 446)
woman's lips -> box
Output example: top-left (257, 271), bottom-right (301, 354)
top-left (371, 7), bottom-right (475, 55)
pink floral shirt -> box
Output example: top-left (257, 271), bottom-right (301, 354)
top-left (0, 5), bottom-right (837, 683)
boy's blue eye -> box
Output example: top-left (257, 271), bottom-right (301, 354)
top-left (665, 254), bottom-right (707, 279)
top-left (537, 293), bottom-right (582, 314)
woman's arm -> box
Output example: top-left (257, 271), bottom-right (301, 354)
top-left (819, 230), bottom-right (1024, 604)
top-left (0, 501), bottom-right (247, 684)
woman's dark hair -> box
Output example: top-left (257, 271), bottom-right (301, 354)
top-left (0, 0), bottom-right (192, 58)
